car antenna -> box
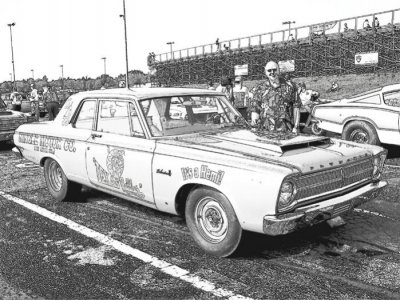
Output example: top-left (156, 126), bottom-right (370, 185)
top-left (120, 0), bottom-right (129, 89)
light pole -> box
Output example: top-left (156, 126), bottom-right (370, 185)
top-left (7, 22), bottom-right (16, 90)
top-left (59, 64), bottom-right (64, 90)
top-left (120, 0), bottom-right (129, 88)
top-left (282, 20), bottom-right (296, 38)
top-left (31, 69), bottom-right (34, 79)
top-left (101, 57), bottom-right (107, 75)
top-left (166, 41), bottom-right (174, 60)
top-left (9, 73), bottom-right (12, 82)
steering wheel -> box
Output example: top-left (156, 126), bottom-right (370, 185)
top-left (206, 112), bottom-right (224, 124)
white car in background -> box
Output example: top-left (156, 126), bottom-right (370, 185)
top-left (312, 84), bottom-right (400, 146)
top-left (13, 88), bottom-right (387, 257)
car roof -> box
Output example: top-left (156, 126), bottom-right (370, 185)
top-left (75, 87), bottom-right (224, 100)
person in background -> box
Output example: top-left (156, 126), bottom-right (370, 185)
top-left (329, 81), bottom-right (339, 92)
top-left (363, 19), bottom-right (371, 30)
top-left (374, 17), bottom-right (380, 29)
top-left (251, 61), bottom-right (301, 133)
top-left (216, 76), bottom-right (234, 103)
top-left (215, 38), bottom-right (220, 51)
top-left (42, 85), bottom-right (59, 121)
top-left (232, 76), bottom-right (249, 119)
top-left (343, 23), bottom-right (349, 32)
top-left (29, 83), bottom-right (39, 121)
top-left (208, 81), bottom-right (215, 90)
top-left (10, 89), bottom-right (22, 111)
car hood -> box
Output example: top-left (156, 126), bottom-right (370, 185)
top-left (159, 129), bottom-right (376, 173)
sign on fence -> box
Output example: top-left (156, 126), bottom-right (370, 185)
top-left (234, 64), bottom-right (248, 76)
top-left (278, 60), bottom-right (295, 73)
top-left (311, 22), bottom-right (337, 33)
top-left (355, 52), bottom-right (379, 65)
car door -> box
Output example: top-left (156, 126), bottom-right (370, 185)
top-left (85, 98), bottom-right (156, 205)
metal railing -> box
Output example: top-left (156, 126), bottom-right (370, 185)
top-left (151, 8), bottom-right (400, 64)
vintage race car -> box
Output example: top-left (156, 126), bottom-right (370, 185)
top-left (312, 84), bottom-right (400, 145)
top-left (13, 88), bottom-right (388, 257)
top-left (0, 98), bottom-right (35, 142)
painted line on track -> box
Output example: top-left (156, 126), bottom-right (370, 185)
top-left (0, 190), bottom-right (251, 300)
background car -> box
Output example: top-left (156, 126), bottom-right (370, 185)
top-left (312, 84), bottom-right (400, 146)
top-left (0, 98), bottom-right (35, 143)
top-left (13, 88), bottom-right (387, 257)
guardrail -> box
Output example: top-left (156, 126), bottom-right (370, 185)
top-left (150, 8), bottom-right (400, 64)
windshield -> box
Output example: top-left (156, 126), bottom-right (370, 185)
top-left (139, 95), bottom-right (243, 137)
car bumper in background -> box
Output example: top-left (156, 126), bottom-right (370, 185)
top-left (263, 180), bottom-right (387, 236)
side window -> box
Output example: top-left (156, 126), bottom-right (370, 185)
top-left (97, 100), bottom-right (130, 136)
top-left (383, 91), bottom-right (400, 107)
top-left (75, 100), bottom-right (96, 130)
top-left (129, 102), bottom-right (145, 137)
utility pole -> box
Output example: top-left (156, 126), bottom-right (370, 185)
top-left (282, 20), bottom-right (296, 38)
top-left (7, 22), bottom-right (16, 90)
top-left (31, 69), bottom-right (34, 79)
top-left (59, 64), bottom-right (64, 90)
top-left (166, 41), bottom-right (175, 60)
top-left (101, 57), bottom-right (107, 75)
top-left (120, 0), bottom-right (129, 88)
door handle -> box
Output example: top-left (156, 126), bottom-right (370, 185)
top-left (91, 133), bottom-right (102, 138)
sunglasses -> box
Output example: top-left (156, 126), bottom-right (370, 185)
top-left (267, 69), bottom-right (277, 73)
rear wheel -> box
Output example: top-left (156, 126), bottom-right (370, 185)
top-left (311, 122), bottom-right (325, 136)
top-left (185, 187), bottom-right (242, 257)
top-left (44, 158), bottom-right (82, 201)
top-left (342, 121), bottom-right (380, 145)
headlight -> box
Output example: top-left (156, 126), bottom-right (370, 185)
top-left (372, 151), bottom-right (387, 179)
top-left (277, 180), bottom-right (297, 212)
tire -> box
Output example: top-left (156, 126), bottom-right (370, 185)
top-left (185, 187), bottom-right (242, 257)
top-left (342, 121), bottom-right (380, 145)
top-left (44, 158), bottom-right (82, 201)
top-left (311, 122), bottom-right (326, 136)
top-left (39, 112), bottom-right (46, 118)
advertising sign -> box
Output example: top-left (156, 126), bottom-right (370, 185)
top-left (355, 52), bottom-right (379, 65)
top-left (311, 21), bottom-right (337, 33)
top-left (278, 60), bottom-right (295, 73)
top-left (234, 64), bottom-right (248, 76)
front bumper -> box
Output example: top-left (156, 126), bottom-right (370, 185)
top-left (263, 180), bottom-right (387, 236)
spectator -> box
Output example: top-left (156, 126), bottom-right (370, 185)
top-left (363, 19), bottom-right (371, 30)
top-left (251, 61), bottom-right (301, 133)
top-left (328, 81), bottom-right (339, 92)
top-left (207, 81), bottom-right (215, 90)
top-left (42, 85), bottom-right (60, 121)
top-left (288, 33), bottom-right (295, 41)
top-left (232, 76), bottom-right (249, 119)
top-left (343, 23), bottom-right (349, 32)
top-left (223, 44), bottom-right (230, 51)
top-left (29, 83), bottom-right (39, 121)
top-left (216, 76), bottom-right (234, 103)
top-left (374, 17), bottom-right (380, 29)
top-left (10, 89), bottom-right (22, 111)
top-left (215, 38), bottom-right (220, 51)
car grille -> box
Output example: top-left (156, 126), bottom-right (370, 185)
top-left (0, 116), bottom-right (26, 131)
top-left (295, 158), bottom-right (373, 201)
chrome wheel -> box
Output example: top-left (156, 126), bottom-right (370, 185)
top-left (195, 196), bottom-right (228, 243)
top-left (48, 160), bottom-right (63, 192)
top-left (350, 129), bottom-right (369, 144)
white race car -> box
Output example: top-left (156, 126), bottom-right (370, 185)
top-left (13, 87), bottom-right (387, 257)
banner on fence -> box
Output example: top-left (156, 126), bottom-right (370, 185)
top-left (234, 64), bottom-right (248, 76)
top-left (355, 52), bottom-right (379, 65)
top-left (311, 22), bottom-right (337, 33)
top-left (278, 60), bottom-right (295, 73)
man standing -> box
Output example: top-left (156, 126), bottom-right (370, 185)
top-left (232, 76), bottom-right (249, 119)
top-left (251, 61), bottom-right (301, 133)
top-left (29, 84), bottom-right (39, 121)
top-left (42, 85), bottom-right (59, 121)
top-left (10, 89), bottom-right (22, 111)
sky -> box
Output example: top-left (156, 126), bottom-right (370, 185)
top-left (0, 0), bottom-right (399, 83)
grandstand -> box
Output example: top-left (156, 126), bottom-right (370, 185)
top-left (148, 8), bottom-right (400, 87)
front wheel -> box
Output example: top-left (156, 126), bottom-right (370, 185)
top-left (44, 158), bottom-right (82, 201)
top-left (342, 121), bottom-right (380, 145)
top-left (185, 187), bottom-right (242, 257)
